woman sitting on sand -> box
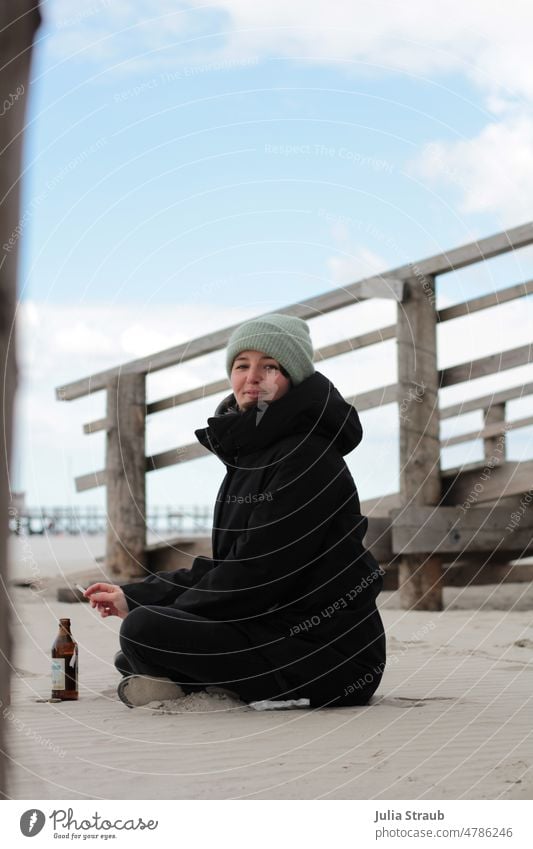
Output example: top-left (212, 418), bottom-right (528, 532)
top-left (85, 314), bottom-right (386, 709)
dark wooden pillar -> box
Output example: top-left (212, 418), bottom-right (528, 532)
top-left (105, 374), bottom-right (147, 579)
top-left (396, 275), bottom-right (443, 610)
top-left (0, 0), bottom-right (41, 798)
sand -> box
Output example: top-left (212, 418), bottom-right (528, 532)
top-left (5, 574), bottom-right (533, 800)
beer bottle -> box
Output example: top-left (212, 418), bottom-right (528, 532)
top-left (51, 618), bottom-right (78, 700)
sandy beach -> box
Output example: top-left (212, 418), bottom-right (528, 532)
top-left (5, 543), bottom-right (532, 800)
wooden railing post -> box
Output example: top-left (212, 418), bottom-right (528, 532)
top-left (396, 275), bottom-right (443, 610)
top-left (483, 402), bottom-right (506, 463)
top-left (105, 374), bottom-right (147, 580)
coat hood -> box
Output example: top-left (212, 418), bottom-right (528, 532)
top-left (194, 370), bottom-right (362, 464)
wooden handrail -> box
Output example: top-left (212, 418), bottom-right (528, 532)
top-left (440, 343), bottom-right (532, 387)
top-left (56, 277), bottom-right (404, 401)
top-left (55, 220), bottom-right (533, 401)
top-left (80, 274), bottom-right (533, 432)
top-left (436, 278), bottom-right (533, 322)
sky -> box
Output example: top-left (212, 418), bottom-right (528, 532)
top-left (11, 0), bottom-right (533, 513)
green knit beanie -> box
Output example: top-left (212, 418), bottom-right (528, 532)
top-left (226, 314), bottom-right (315, 386)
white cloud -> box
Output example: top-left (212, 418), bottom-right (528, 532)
top-left (46, 0), bottom-right (193, 69)
top-left (322, 214), bottom-right (394, 289)
top-left (119, 322), bottom-right (183, 358)
top-left (17, 299), bottom-right (248, 387)
top-left (43, 0), bottom-right (533, 103)
top-left (410, 113), bottom-right (533, 224)
top-left (55, 321), bottom-right (117, 356)
top-left (327, 245), bottom-right (390, 286)
top-left (41, 0), bottom-right (533, 226)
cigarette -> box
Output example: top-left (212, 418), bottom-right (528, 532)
top-left (75, 584), bottom-right (86, 594)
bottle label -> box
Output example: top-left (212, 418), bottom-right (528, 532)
top-left (51, 658), bottom-right (65, 690)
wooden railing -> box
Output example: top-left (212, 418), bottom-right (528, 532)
top-left (56, 222), bottom-right (533, 609)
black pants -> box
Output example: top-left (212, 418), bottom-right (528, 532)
top-left (119, 605), bottom-right (383, 708)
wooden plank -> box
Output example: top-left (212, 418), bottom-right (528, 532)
top-left (437, 278), bottom-right (533, 322)
top-left (146, 442), bottom-right (210, 471)
top-left (83, 417), bottom-right (110, 435)
top-left (472, 493), bottom-right (533, 512)
top-left (145, 536), bottom-right (201, 551)
top-left (396, 275), bottom-right (443, 610)
top-left (441, 456), bottom-right (505, 476)
top-left (384, 559), bottom-right (533, 588)
top-left (147, 379), bottom-right (229, 415)
top-left (75, 469), bottom-right (107, 492)
top-left (440, 343), bottom-right (532, 387)
top-left (288, 277), bottom-right (404, 313)
top-left (105, 375), bottom-right (147, 579)
top-left (56, 280), bottom-right (405, 400)
top-left (440, 380), bottom-right (533, 420)
top-left (346, 383), bottom-right (398, 412)
top-left (441, 459), bottom-right (533, 505)
top-left (391, 505), bottom-right (533, 555)
top-left (361, 492), bottom-right (401, 516)
top-left (76, 441), bottom-right (212, 489)
top-left (314, 325), bottom-right (397, 361)
top-left (442, 559), bottom-right (533, 587)
top-left (146, 537), bottom-right (212, 573)
top-left (408, 222), bottom-right (533, 277)
top-left (441, 414), bottom-right (533, 447)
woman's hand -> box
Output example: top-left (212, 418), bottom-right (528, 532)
top-left (84, 582), bottom-right (129, 619)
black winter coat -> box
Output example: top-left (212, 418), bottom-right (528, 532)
top-left (122, 371), bottom-right (386, 704)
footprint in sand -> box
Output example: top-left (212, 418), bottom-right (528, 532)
top-left (375, 696), bottom-right (456, 708)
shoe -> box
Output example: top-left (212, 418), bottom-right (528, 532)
top-left (113, 650), bottom-right (133, 677)
top-left (117, 674), bottom-right (186, 709)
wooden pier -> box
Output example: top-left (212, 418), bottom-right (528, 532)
top-left (7, 504), bottom-right (212, 537)
top-left (56, 223), bottom-right (533, 610)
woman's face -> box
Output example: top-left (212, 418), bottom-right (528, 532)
top-left (231, 349), bottom-right (291, 411)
